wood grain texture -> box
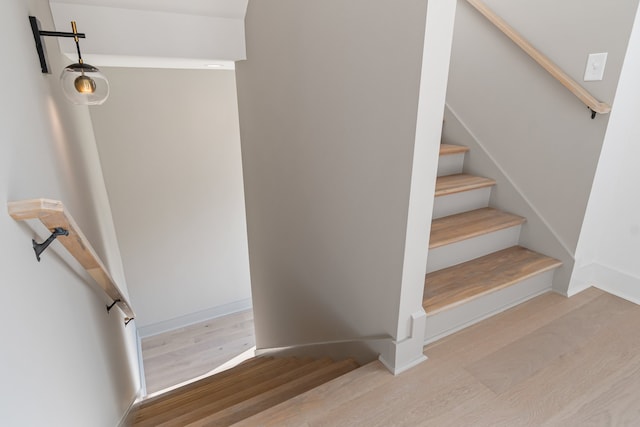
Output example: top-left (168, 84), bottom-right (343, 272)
top-left (429, 207), bottom-right (525, 248)
top-left (435, 173), bottom-right (496, 197)
top-left (7, 198), bottom-right (134, 318)
top-left (424, 287), bottom-right (603, 366)
top-left (132, 356), bottom-right (359, 427)
top-left (135, 357), bottom-right (277, 423)
top-left (236, 289), bottom-right (640, 426)
top-left (186, 359), bottom-right (360, 426)
top-left (439, 143), bottom-right (469, 156)
top-left (466, 0), bottom-right (611, 115)
top-left (424, 246), bottom-right (561, 314)
top-left (136, 358), bottom-right (316, 426)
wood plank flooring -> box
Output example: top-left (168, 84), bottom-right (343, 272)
top-left (234, 288), bottom-right (640, 426)
top-left (141, 309), bottom-right (255, 394)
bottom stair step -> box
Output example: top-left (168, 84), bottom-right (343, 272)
top-left (189, 358), bottom-right (360, 426)
top-left (132, 356), bottom-right (359, 427)
top-left (424, 245), bottom-right (562, 315)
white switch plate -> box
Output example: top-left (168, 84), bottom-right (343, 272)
top-left (584, 52), bottom-right (608, 81)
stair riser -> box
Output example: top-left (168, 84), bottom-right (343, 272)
top-left (432, 187), bottom-right (491, 219)
top-left (437, 153), bottom-right (465, 177)
top-left (427, 226), bottom-right (521, 273)
top-left (424, 270), bottom-right (555, 343)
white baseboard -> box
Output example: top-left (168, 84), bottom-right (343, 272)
top-left (117, 394), bottom-right (139, 427)
top-left (378, 353), bottom-right (427, 376)
top-left (593, 264), bottom-right (640, 305)
top-left (377, 310), bottom-right (428, 375)
top-left (569, 262), bottom-right (640, 305)
top-left (137, 298), bottom-right (253, 338)
top-left (135, 328), bottom-right (147, 397)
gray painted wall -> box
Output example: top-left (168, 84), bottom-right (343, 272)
top-left (89, 68), bottom-right (252, 330)
top-left (447, 0), bottom-right (638, 252)
top-left (236, 0), bottom-right (430, 363)
top-left (445, 0), bottom-right (639, 291)
top-left (1, 0), bottom-right (139, 425)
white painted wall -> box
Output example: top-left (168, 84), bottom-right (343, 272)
top-left (0, 0), bottom-right (139, 425)
top-left (445, 0), bottom-right (639, 292)
top-left (49, 1), bottom-right (247, 69)
top-left (570, 5), bottom-right (640, 302)
top-left (392, 0), bottom-right (458, 371)
top-left (236, 0), bottom-right (454, 372)
top-left (89, 68), bottom-right (252, 331)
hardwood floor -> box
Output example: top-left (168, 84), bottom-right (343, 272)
top-left (141, 309), bottom-right (255, 394)
top-left (235, 288), bottom-right (640, 426)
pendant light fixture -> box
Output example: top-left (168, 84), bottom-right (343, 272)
top-left (29, 16), bottom-right (109, 105)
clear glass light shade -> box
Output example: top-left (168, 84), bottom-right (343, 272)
top-left (60, 63), bottom-right (109, 105)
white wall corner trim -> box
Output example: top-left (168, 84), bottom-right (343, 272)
top-left (137, 298), bottom-right (253, 338)
top-left (566, 263), bottom-right (597, 297)
top-left (378, 310), bottom-right (428, 376)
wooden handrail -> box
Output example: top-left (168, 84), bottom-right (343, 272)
top-left (467, 0), bottom-right (611, 116)
top-left (8, 198), bottom-right (135, 320)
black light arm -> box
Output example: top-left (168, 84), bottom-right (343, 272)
top-left (29, 16), bottom-right (86, 74)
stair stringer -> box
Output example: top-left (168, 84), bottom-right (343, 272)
top-left (442, 104), bottom-right (575, 295)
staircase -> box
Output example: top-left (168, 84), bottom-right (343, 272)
top-left (131, 356), bottom-right (359, 426)
top-left (423, 144), bottom-right (562, 342)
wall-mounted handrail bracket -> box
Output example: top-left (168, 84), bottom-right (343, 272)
top-left (8, 199), bottom-right (136, 322)
top-left (32, 227), bottom-right (69, 262)
top-left (124, 317), bottom-right (134, 326)
top-left (589, 108), bottom-right (597, 120)
top-left (106, 299), bottom-right (121, 313)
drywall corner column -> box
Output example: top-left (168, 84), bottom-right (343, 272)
top-left (386, 0), bottom-right (458, 373)
top-left (236, 0), bottom-right (429, 371)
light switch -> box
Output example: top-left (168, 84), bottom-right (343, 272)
top-left (584, 52), bottom-right (608, 81)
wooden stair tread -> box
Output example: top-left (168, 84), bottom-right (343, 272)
top-left (150, 358), bottom-right (337, 426)
top-left (186, 358), bottom-right (360, 426)
top-left (435, 174), bottom-right (495, 197)
top-left (440, 143), bottom-right (469, 156)
top-left (137, 356), bottom-right (271, 412)
top-left (430, 207), bottom-right (525, 249)
top-left (134, 357), bottom-right (312, 425)
top-left (424, 246), bottom-right (562, 314)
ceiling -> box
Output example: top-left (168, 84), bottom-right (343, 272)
top-left (49, 0), bottom-right (248, 69)
top-left (49, 0), bottom-right (248, 19)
